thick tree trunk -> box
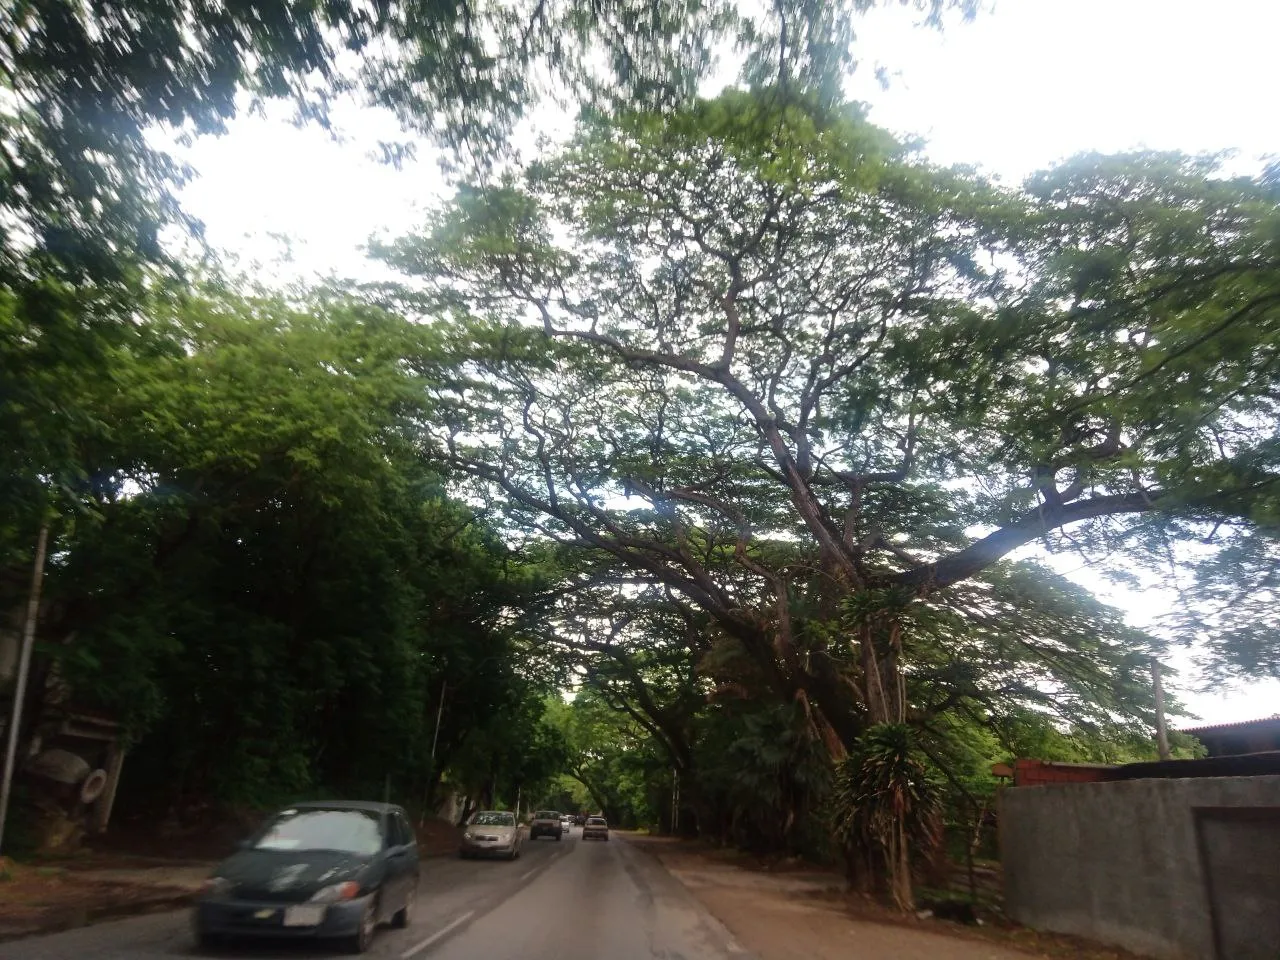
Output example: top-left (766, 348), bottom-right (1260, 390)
top-left (844, 844), bottom-right (875, 894)
top-left (851, 611), bottom-right (915, 910)
top-left (456, 796), bottom-right (476, 827)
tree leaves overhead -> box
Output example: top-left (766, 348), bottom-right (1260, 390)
top-left (0, 0), bottom-right (977, 532)
top-left (1, 0), bottom-right (976, 287)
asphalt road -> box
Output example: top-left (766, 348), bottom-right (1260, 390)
top-left (4, 828), bottom-right (748, 960)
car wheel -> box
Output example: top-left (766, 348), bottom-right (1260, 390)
top-left (391, 882), bottom-right (417, 929)
top-left (346, 898), bottom-right (377, 954)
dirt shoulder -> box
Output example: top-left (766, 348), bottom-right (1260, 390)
top-left (627, 836), bottom-right (1142, 960)
top-left (0, 856), bottom-right (202, 943)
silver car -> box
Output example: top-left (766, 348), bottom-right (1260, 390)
top-left (459, 811), bottom-right (522, 860)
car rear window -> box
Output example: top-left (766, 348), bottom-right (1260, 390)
top-left (254, 808), bottom-right (382, 855)
top-left (586, 817), bottom-right (606, 825)
top-left (533, 810), bottom-right (559, 819)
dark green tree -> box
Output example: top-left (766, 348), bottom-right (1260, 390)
top-left (3, 282), bottom-right (549, 819)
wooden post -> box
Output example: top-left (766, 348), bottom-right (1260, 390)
top-left (0, 522), bottom-right (49, 857)
top-left (1152, 656), bottom-right (1171, 761)
top-left (430, 677), bottom-right (446, 761)
top-left (92, 742), bottom-right (126, 834)
top-left (421, 676), bottom-right (447, 828)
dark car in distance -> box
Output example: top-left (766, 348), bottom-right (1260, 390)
top-left (192, 801), bottom-right (419, 954)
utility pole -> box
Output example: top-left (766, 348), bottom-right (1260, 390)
top-left (419, 675), bottom-right (448, 829)
top-left (429, 677), bottom-right (447, 762)
top-left (0, 522), bottom-right (50, 857)
top-left (1152, 656), bottom-right (1171, 761)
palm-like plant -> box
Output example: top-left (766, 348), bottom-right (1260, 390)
top-left (830, 723), bottom-right (940, 909)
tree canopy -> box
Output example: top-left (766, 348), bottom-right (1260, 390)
top-left (372, 92), bottom-right (1278, 757)
top-left (0, 0), bottom-right (976, 551)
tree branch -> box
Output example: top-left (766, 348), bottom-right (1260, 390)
top-left (886, 491), bottom-right (1161, 593)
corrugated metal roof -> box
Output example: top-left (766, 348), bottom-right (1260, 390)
top-left (1181, 714), bottom-right (1280, 735)
top-left (1111, 751), bottom-right (1280, 780)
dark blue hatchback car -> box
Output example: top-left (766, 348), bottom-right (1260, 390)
top-left (192, 801), bottom-right (419, 954)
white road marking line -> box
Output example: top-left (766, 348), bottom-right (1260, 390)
top-left (399, 910), bottom-right (476, 959)
top-left (520, 867), bottom-right (537, 881)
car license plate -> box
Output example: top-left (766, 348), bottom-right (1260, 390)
top-left (283, 905), bottom-right (327, 927)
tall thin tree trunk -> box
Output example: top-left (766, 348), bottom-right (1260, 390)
top-left (856, 610), bottom-right (914, 911)
top-left (860, 622), bottom-right (888, 723)
top-left (891, 818), bottom-right (913, 910)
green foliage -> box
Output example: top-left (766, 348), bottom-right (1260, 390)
top-left (1, 280), bottom-right (555, 816)
top-left (0, 1), bottom-right (923, 568)
top-left (832, 725), bottom-right (939, 843)
top-left (2, 0), bottom-right (960, 296)
top-left (377, 87), bottom-right (1254, 755)
top-left (693, 701), bottom-right (833, 856)
top-left (447, 692), bottom-right (570, 812)
top-left (545, 691), bottom-right (669, 827)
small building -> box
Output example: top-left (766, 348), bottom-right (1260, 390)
top-left (1183, 715), bottom-right (1280, 757)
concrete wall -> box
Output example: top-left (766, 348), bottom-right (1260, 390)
top-left (1001, 775), bottom-right (1280, 960)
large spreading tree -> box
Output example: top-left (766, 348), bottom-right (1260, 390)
top-left (374, 90), bottom-right (1279, 752)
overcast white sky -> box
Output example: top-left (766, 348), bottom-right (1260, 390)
top-left (168, 0), bottom-right (1280, 725)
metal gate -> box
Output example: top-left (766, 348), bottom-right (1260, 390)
top-left (1195, 806), bottom-right (1280, 960)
